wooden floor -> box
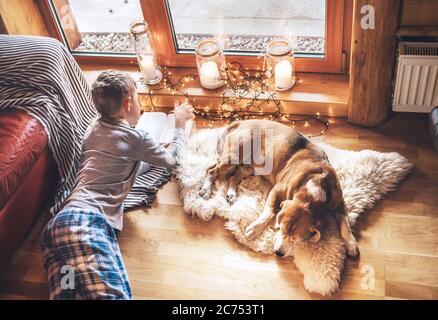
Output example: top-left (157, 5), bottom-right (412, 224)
top-left (1, 113), bottom-right (437, 300)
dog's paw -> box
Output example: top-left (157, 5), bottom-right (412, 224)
top-left (245, 221), bottom-right (266, 240)
top-left (303, 275), bottom-right (339, 296)
top-left (345, 241), bottom-right (359, 259)
top-left (198, 185), bottom-right (212, 200)
top-left (226, 189), bottom-right (238, 204)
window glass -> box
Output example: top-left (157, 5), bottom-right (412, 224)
top-left (52, 0), bottom-right (143, 54)
top-left (166, 0), bottom-right (326, 56)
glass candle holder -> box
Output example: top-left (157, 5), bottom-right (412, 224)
top-left (130, 20), bottom-right (162, 85)
top-left (264, 39), bottom-right (297, 91)
top-left (195, 38), bottom-right (226, 90)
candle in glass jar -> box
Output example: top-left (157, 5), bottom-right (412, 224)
top-left (139, 55), bottom-right (157, 81)
top-left (199, 61), bottom-right (220, 89)
top-left (275, 60), bottom-right (293, 89)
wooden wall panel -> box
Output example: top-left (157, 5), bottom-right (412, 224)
top-left (347, 0), bottom-right (401, 127)
top-left (0, 0), bottom-right (49, 36)
top-left (401, 0), bottom-right (438, 28)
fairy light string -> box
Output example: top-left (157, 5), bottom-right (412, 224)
top-left (141, 61), bottom-right (329, 138)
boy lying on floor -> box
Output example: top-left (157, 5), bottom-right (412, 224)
top-left (42, 70), bottom-right (194, 300)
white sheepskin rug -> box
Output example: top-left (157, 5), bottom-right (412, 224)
top-left (175, 128), bottom-right (413, 296)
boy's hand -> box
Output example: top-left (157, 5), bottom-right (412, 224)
top-left (174, 102), bottom-right (195, 129)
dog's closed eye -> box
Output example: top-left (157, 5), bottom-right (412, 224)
top-left (285, 217), bottom-right (298, 234)
top-left (304, 231), bottom-right (317, 241)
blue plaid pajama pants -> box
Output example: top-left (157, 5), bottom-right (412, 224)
top-left (41, 208), bottom-right (133, 300)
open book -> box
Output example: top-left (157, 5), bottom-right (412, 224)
top-left (135, 112), bottom-right (194, 144)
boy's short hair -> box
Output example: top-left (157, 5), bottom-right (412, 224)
top-left (91, 70), bottom-right (136, 119)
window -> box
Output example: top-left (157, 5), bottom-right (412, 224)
top-left (166, 0), bottom-right (325, 56)
top-left (45, 0), bottom-right (143, 55)
top-left (41, 0), bottom-right (348, 73)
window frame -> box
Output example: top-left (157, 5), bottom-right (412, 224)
top-left (143, 0), bottom-right (345, 73)
top-left (37, 0), bottom-right (139, 66)
top-left (39, 0), bottom-right (349, 73)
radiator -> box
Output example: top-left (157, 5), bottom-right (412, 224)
top-left (393, 42), bottom-right (438, 113)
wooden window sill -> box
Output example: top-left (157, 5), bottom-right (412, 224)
top-left (82, 66), bottom-right (349, 117)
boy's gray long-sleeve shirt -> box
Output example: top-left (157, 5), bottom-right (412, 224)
top-left (63, 119), bottom-right (185, 230)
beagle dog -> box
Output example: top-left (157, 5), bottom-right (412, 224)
top-left (199, 120), bottom-right (359, 258)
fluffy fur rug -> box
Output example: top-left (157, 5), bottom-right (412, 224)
top-left (176, 128), bottom-right (413, 296)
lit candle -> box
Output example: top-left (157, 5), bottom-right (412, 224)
top-left (199, 61), bottom-right (220, 89)
top-left (275, 60), bottom-right (293, 90)
top-left (139, 55), bottom-right (157, 81)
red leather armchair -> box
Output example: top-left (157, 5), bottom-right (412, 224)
top-left (0, 110), bottom-right (58, 270)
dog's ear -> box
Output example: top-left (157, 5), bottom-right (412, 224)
top-left (275, 201), bottom-right (292, 229)
top-left (308, 229), bottom-right (321, 242)
top-left (274, 210), bottom-right (285, 229)
top-left (269, 214), bottom-right (277, 229)
top-left (280, 200), bottom-right (293, 209)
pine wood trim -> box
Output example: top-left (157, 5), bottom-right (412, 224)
top-left (342, 0), bottom-right (353, 72)
top-left (0, 0), bottom-right (49, 36)
top-left (51, 0), bottom-right (81, 49)
top-left (81, 65), bottom-right (349, 117)
top-left (37, 0), bottom-right (64, 42)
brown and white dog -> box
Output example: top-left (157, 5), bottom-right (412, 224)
top-left (199, 120), bottom-right (359, 258)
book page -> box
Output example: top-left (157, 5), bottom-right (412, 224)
top-left (135, 112), bottom-right (167, 142)
top-left (159, 114), bottom-right (194, 144)
top-left (184, 118), bottom-right (194, 141)
top-left (158, 114), bottom-right (175, 144)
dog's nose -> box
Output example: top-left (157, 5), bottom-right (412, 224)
top-left (275, 250), bottom-right (285, 257)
